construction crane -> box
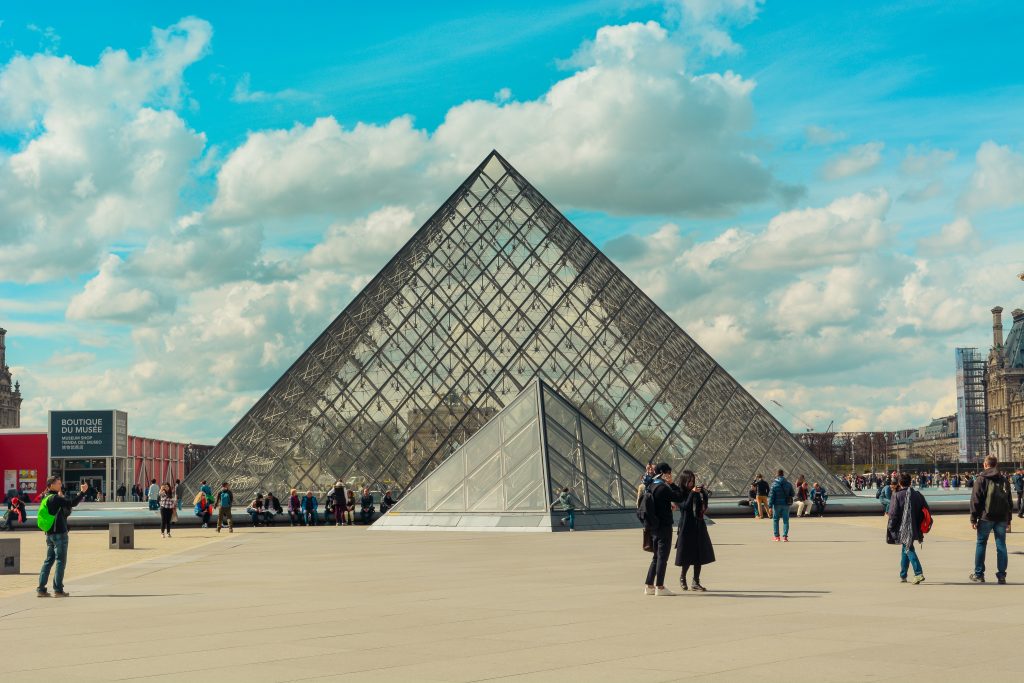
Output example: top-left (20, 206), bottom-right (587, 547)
top-left (770, 399), bottom-right (816, 432)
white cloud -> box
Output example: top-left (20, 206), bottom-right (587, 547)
top-left (916, 217), bottom-right (978, 255)
top-left (959, 141), bottom-right (1024, 214)
top-left (822, 141), bottom-right (884, 180)
top-left (664, 0), bottom-right (764, 56)
top-left (0, 17), bottom-right (210, 282)
top-left (210, 115), bottom-right (429, 221)
top-left (901, 146), bottom-right (955, 175)
top-left (66, 255), bottom-right (169, 322)
top-left (804, 125), bottom-right (847, 146)
top-left (231, 72), bottom-right (308, 103)
top-left (212, 21), bottom-right (793, 222)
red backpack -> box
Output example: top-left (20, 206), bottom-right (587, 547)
top-left (920, 507), bottom-right (933, 535)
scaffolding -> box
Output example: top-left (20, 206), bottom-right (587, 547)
top-left (955, 347), bottom-right (988, 463)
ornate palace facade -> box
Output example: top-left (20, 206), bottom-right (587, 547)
top-left (0, 328), bottom-right (23, 428)
top-left (987, 307), bottom-right (1024, 463)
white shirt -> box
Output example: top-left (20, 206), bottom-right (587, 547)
top-left (148, 483), bottom-right (159, 500)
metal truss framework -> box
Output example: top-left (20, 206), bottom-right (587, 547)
top-left (185, 151), bottom-right (850, 499)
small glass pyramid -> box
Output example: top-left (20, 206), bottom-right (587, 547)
top-left (374, 379), bottom-right (649, 531)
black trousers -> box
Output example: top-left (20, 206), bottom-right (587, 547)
top-left (645, 527), bottom-right (673, 586)
top-left (160, 507), bottom-right (173, 533)
top-left (1017, 491), bottom-right (1023, 516)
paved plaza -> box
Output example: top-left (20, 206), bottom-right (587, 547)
top-left (2, 512), bottom-right (1021, 682)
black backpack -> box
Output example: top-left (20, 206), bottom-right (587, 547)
top-left (984, 476), bottom-right (1012, 519)
top-left (636, 483), bottom-right (662, 530)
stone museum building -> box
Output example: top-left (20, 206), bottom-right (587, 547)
top-left (987, 306), bottom-right (1024, 463)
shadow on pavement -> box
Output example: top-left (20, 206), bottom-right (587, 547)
top-left (73, 593), bottom-right (192, 598)
top-left (685, 592), bottom-right (824, 599)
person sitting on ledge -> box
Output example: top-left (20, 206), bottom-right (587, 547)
top-left (263, 492), bottom-right (282, 525)
top-left (380, 490), bottom-right (396, 514)
top-left (359, 487), bottom-right (375, 524)
top-left (247, 493), bottom-right (265, 526)
top-left (193, 491), bottom-right (212, 528)
top-left (810, 483), bottom-right (828, 517)
top-left (301, 490), bottom-right (318, 526)
top-left (3, 496), bottom-right (26, 531)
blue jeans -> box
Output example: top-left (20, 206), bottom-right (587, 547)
top-left (900, 544), bottom-right (923, 579)
top-left (38, 532), bottom-right (69, 593)
top-left (975, 520), bottom-right (1008, 579)
top-left (560, 509), bottom-right (575, 530)
top-left (148, 500), bottom-right (158, 511)
top-left (772, 506), bottom-right (790, 538)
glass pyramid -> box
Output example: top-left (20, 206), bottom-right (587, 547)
top-left (184, 151), bottom-right (849, 501)
top-left (374, 379), bottom-right (649, 530)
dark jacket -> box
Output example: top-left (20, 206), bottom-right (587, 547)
top-left (6, 499), bottom-right (27, 522)
top-left (42, 490), bottom-right (84, 535)
top-left (767, 477), bottom-right (794, 507)
top-left (674, 488), bottom-right (715, 567)
top-left (971, 468), bottom-right (1013, 524)
top-left (755, 479), bottom-right (770, 496)
top-left (886, 487), bottom-right (929, 545)
top-left (649, 481), bottom-right (684, 530)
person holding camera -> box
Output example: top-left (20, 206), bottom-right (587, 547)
top-left (674, 470), bottom-right (714, 591)
top-left (36, 476), bottom-right (88, 598)
top-left (642, 462), bottom-right (685, 596)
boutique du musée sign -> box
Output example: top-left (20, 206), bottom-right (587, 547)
top-left (48, 410), bottom-right (127, 459)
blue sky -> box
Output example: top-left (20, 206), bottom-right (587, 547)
top-left (1, 1), bottom-right (1023, 442)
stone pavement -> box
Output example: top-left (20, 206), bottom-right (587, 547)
top-left (1, 512), bottom-right (1021, 682)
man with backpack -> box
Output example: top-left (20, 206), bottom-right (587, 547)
top-left (767, 469), bottom-right (795, 542)
top-left (969, 455), bottom-right (1013, 584)
top-left (886, 472), bottom-right (930, 584)
top-left (36, 476), bottom-right (89, 598)
top-left (641, 462), bottom-right (685, 596)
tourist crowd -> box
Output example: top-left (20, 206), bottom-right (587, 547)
top-left (634, 455), bottom-right (1018, 595)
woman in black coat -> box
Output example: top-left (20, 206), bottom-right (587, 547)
top-left (674, 470), bottom-right (715, 591)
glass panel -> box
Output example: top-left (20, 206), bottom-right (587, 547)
top-left (425, 449), bottom-right (465, 509)
top-left (582, 422), bottom-right (616, 469)
top-left (466, 451), bottom-right (502, 508)
top-left (464, 420), bottom-right (500, 472)
top-left (583, 452), bottom-right (621, 507)
top-left (433, 482), bottom-right (467, 512)
top-left (543, 389), bottom-right (579, 435)
top-left (392, 483), bottom-right (427, 512)
top-left (508, 481), bottom-right (547, 511)
top-left (504, 451), bottom-right (543, 509)
top-left (500, 384), bottom-right (539, 441)
top-left (502, 419), bottom-right (540, 474)
top-left (469, 482), bottom-right (504, 512)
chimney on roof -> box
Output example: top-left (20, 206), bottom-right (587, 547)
top-left (993, 306), bottom-right (1004, 348)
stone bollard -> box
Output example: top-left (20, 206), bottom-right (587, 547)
top-left (0, 537), bottom-right (19, 574)
top-left (109, 523), bottom-right (135, 549)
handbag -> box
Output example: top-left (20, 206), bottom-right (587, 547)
top-left (642, 528), bottom-right (654, 553)
top-left (171, 508), bottom-right (178, 523)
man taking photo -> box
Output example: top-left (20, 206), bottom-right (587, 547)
top-left (37, 476), bottom-right (88, 598)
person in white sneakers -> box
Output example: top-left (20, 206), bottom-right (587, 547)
top-left (641, 463), bottom-right (685, 596)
